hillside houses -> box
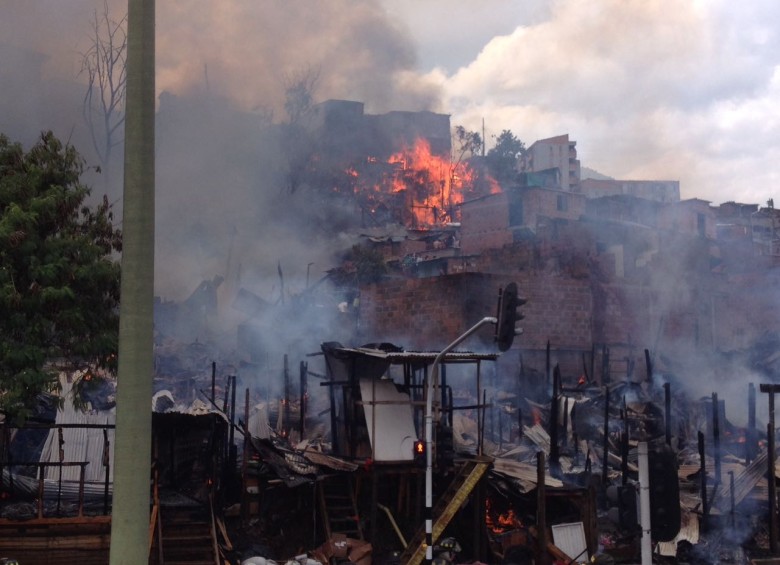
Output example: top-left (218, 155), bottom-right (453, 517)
top-left (355, 130), bottom-right (780, 387)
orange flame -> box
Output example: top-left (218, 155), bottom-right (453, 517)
top-left (346, 137), bottom-right (500, 229)
top-left (485, 498), bottom-right (523, 534)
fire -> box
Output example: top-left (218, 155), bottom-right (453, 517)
top-left (486, 497), bottom-right (523, 534)
top-left (345, 137), bottom-right (500, 229)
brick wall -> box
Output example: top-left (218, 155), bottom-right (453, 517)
top-left (460, 193), bottom-right (512, 255)
top-left (357, 272), bottom-right (499, 350)
top-left (357, 231), bottom-right (780, 384)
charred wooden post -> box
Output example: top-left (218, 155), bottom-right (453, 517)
top-left (480, 389), bottom-right (487, 456)
top-left (601, 345), bottom-right (610, 384)
top-left (241, 387), bottom-right (250, 524)
top-left (772, 421), bottom-right (778, 554)
top-left (748, 383), bottom-right (757, 464)
top-left (712, 392), bottom-right (721, 484)
top-left (222, 376), bottom-right (230, 413)
top-left (698, 431), bottom-right (708, 524)
top-left (448, 387), bottom-right (454, 428)
top-left (57, 426), bottom-right (64, 515)
top-left (490, 393), bottom-right (495, 444)
top-left (549, 366), bottom-right (561, 477)
top-left (498, 397), bottom-right (504, 450)
top-left (602, 387), bottom-right (610, 487)
top-left (573, 432), bottom-right (579, 465)
top-left (229, 375), bottom-right (237, 469)
top-left (474, 477), bottom-right (485, 561)
top-left (211, 360), bottom-right (216, 404)
top-left (103, 428), bottom-right (110, 515)
top-left (546, 340), bottom-right (551, 390)
top-left (299, 361), bottom-right (307, 439)
top-left (537, 451), bottom-right (549, 565)
top-left (644, 349), bottom-right (652, 383)
top-left (590, 344), bottom-right (596, 386)
top-left (562, 397), bottom-right (569, 448)
top-left (729, 470), bottom-right (736, 529)
top-left (761, 383), bottom-right (780, 553)
top-left (371, 467), bottom-right (378, 546)
top-left (582, 352), bottom-right (590, 384)
top-left (621, 397), bottom-right (629, 484)
top-left (283, 355), bottom-right (290, 437)
top-left (664, 382), bottom-right (672, 446)
top-left (441, 363), bottom-right (448, 418)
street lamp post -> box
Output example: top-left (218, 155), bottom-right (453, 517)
top-left (424, 316), bottom-right (496, 563)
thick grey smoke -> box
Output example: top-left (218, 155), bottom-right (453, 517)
top-left (0, 1), bottom-right (444, 395)
top-left (0, 0), bottom-right (442, 295)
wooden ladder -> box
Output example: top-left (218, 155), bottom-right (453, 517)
top-left (157, 505), bottom-right (219, 565)
top-left (317, 473), bottom-right (364, 541)
top-left (400, 456), bottom-right (492, 565)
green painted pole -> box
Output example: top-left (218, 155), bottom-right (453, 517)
top-left (109, 0), bottom-right (155, 563)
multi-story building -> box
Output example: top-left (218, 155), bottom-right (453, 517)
top-left (581, 178), bottom-right (680, 203)
top-left (518, 134), bottom-right (581, 192)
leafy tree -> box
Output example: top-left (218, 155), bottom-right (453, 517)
top-left (486, 129), bottom-right (525, 183)
top-left (452, 125), bottom-right (483, 166)
top-left (0, 132), bottom-right (122, 420)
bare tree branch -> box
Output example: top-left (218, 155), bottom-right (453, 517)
top-left (80, 0), bottom-right (128, 173)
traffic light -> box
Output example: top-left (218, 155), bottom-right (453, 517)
top-left (495, 282), bottom-right (526, 352)
top-left (413, 439), bottom-right (426, 467)
top-left (436, 424), bottom-right (454, 469)
top-left (649, 444), bottom-right (681, 542)
top-left (606, 483), bottom-right (639, 533)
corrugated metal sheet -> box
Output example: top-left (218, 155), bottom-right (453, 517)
top-left (39, 378), bottom-right (115, 483)
top-left (551, 522), bottom-right (589, 562)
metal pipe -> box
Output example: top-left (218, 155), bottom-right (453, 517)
top-left (664, 382), bottom-right (672, 446)
top-left (601, 387), bottom-right (610, 487)
top-left (377, 503), bottom-right (408, 548)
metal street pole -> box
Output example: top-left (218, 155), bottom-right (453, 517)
top-left (424, 316), bottom-right (496, 563)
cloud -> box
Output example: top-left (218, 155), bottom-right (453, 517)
top-left (435, 0), bottom-right (780, 205)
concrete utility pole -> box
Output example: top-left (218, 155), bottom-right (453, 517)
top-left (109, 1), bottom-right (155, 563)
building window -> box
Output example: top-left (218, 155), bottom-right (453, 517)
top-left (697, 213), bottom-right (706, 236)
top-left (557, 194), bottom-right (568, 212)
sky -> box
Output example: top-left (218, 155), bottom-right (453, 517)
top-left (3, 1), bottom-right (780, 257)
top-left (3, 0), bottom-right (779, 209)
top-left (384, 0), bottom-right (780, 207)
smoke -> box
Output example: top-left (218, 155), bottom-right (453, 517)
top-left (153, 0), bottom-right (442, 114)
top-left (0, 0), bottom-right (447, 400)
top-left (0, 0), bottom-right (442, 288)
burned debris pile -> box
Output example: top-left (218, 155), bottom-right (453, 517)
top-left (168, 342), bottom-right (780, 564)
top-left (2, 335), bottom-right (780, 565)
